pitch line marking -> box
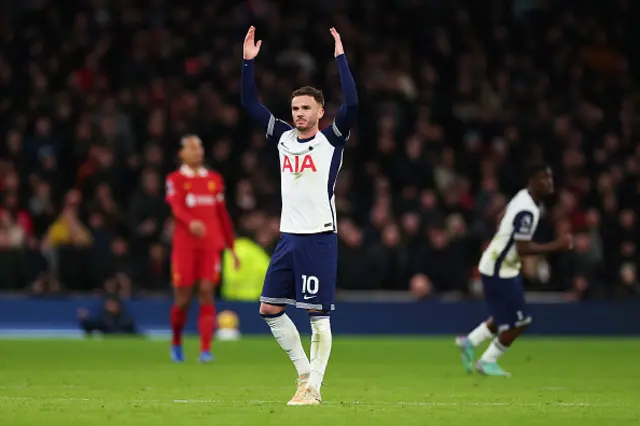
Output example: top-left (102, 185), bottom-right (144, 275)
top-left (0, 396), bottom-right (624, 408)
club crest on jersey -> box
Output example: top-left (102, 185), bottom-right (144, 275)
top-left (184, 182), bottom-right (192, 190)
top-left (519, 214), bottom-right (533, 233)
top-left (282, 154), bottom-right (317, 174)
top-left (208, 181), bottom-right (216, 192)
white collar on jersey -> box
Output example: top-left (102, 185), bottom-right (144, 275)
top-left (180, 165), bottom-right (208, 177)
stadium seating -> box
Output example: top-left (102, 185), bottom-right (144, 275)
top-left (0, 0), bottom-right (638, 301)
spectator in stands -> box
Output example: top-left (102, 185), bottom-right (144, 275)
top-left (43, 190), bottom-right (92, 290)
top-left (0, 207), bottom-right (28, 290)
top-left (128, 168), bottom-right (168, 256)
top-left (77, 294), bottom-right (139, 336)
top-left (0, 206), bottom-right (27, 249)
top-left (336, 218), bottom-right (367, 290)
top-left (567, 233), bottom-right (603, 300)
top-left (616, 263), bottom-right (639, 299)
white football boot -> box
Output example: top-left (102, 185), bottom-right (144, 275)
top-left (287, 384), bottom-right (321, 406)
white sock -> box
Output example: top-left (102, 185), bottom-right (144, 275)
top-left (467, 322), bottom-right (494, 346)
top-left (263, 313), bottom-right (310, 377)
top-left (480, 338), bottom-right (508, 363)
top-left (308, 316), bottom-right (332, 392)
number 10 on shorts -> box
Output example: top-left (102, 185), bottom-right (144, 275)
top-left (301, 275), bottom-right (319, 295)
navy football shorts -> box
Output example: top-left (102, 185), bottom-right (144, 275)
top-left (481, 273), bottom-right (532, 332)
top-left (260, 232), bottom-right (337, 312)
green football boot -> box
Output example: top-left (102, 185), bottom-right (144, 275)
top-left (475, 360), bottom-right (512, 377)
top-left (455, 336), bottom-right (476, 373)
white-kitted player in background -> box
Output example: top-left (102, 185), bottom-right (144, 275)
top-left (456, 164), bottom-right (573, 376)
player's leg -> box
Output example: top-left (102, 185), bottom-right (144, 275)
top-left (259, 235), bottom-right (311, 399)
top-left (260, 305), bottom-right (311, 402)
top-left (300, 310), bottom-right (331, 405)
top-left (477, 275), bottom-right (531, 376)
top-left (171, 284), bottom-right (193, 362)
top-left (170, 250), bottom-right (196, 362)
top-left (196, 279), bottom-right (216, 362)
top-left (455, 317), bottom-right (497, 373)
top-left (288, 233), bottom-right (337, 406)
top-left (195, 249), bottom-right (221, 363)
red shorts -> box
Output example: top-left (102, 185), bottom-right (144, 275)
top-left (171, 248), bottom-right (222, 287)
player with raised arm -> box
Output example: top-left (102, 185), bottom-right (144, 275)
top-left (165, 135), bottom-right (240, 363)
top-left (455, 164), bottom-right (573, 376)
top-left (241, 26), bottom-right (357, 405)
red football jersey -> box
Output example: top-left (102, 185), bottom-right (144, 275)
top-left (165, 165), bottom-right (234, 251)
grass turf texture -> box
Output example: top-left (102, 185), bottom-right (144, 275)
top-left (0, 337), bottom-right (638, 426)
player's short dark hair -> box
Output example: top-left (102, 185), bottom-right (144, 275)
top-left (525, 162), bottom-right (551, 181)
top-left (180, 134), bottom-right (200, 148)
top-left (291, 86), bottom-right (325, 106)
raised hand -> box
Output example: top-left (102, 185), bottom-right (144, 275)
top-left (243, 26), bottom-right (262, 60)
top-left (330, 27), bottom-right (344, 57)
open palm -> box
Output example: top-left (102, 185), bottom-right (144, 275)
top-left (243, 26), bottom-right (262, 60)
top-left (330, 27), bottom-right (344, 57)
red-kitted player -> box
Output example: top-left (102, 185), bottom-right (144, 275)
top-left (165, 134), bottom-right (240, 363)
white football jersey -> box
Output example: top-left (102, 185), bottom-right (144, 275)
top-left (478, 189), bottom-right (541, 278)
top-left (276, 126), bottom-right (345, 234)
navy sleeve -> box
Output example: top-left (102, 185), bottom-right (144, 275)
top-left (241, 59), bottom-right (292, 143)
top-left (322, 54), bottom-right (358, 146)
top-left (513, 211), bottom-right (535, 241)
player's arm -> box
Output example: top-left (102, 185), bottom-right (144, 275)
top-left (322, 28), bottom-right (358, 145)
top-left (513, 211), bottom-right (572, 255)
top-left (331, 28), bottom-right (358, 138)
top-left (241, 26), bottom-right (292, 142)
top-left (165, 174), bottom-right (197, 226)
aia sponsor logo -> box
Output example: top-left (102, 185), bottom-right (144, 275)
top-left (282, 154), bottom-right (317, 174)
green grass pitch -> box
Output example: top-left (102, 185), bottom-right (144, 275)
top-left (0, 336), bottom-right (639, 426)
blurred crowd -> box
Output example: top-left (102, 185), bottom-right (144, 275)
top-left (0, 0), bottom-right (639, 300)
